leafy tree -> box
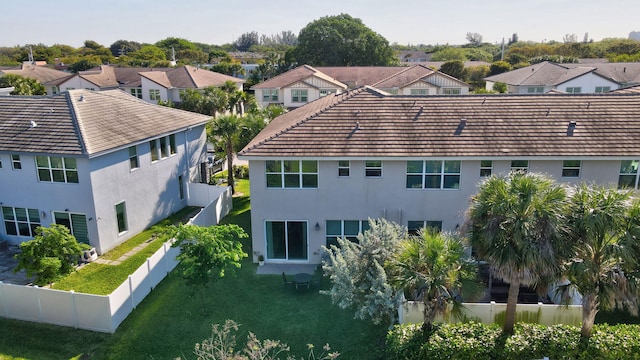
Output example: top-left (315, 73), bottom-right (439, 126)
top-left (67, 57), bottom-right (102, 73)
top-left (388, 229), bottom-right (480, 330)
top-left (467, 65), bottom-right (490, 90)
top-left (463, 48), bottom-right (494, 62)
top-left (0, 74), bottom-right (46, 95)
top-left (529, 55), bottom-right (578, 64)
top-left (209, 114), bottom-right (243, 194)
top-left (169, 224), bottom-right (247, 312)
top-left (322, 218), bottom-right (407, 326)
top-left (176, 48), bottom-right (209, 65)
top-left (109, 39), bottom-right (142, 57)
top-left (234, 31), bottom-right (260, 52)
top-left (126, 45), bottom-right (168, 67)
top-left (558, 184), bottom-right (640, 338)
top-left (439, 60), bottom-right (468, 82)
top-left (489, 61), bottom-right (511, 76)
top-left (294, 14), bottom-right (398, 66)
top-left (211, 61), bottom-right (245, 77)
top-left (492, 82), bottom-right (507, 93)
top-left (431, 47), bottom-right (467, 61)
top-left (79, 40), bottom-right (114, 64)
top-left (14, 224), bottom-right (86, 285)
top-left (465, 172), bottom-right (568, 334)
top-left (179, 86), bottom-right (229, 116)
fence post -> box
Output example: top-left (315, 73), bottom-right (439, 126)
top-left (0, 282), bottom-right (6, 317)
top-left (490, 301), bottom-right (496, 323)
top-left (70, 290), bottom-right (78, 329)
top-left (128, 275), bottom-right (135, 310)
top-left (34, 285), bottom-right (43, 322)
top-left (147, 258), bottom-right (153, 290)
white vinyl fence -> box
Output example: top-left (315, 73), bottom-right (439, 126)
top-left (399, 300), bottom-right (583, 327)
top-left (0, 184), bottom-right (232, 333)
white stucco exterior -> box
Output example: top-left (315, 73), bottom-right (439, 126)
top-left (247, 158), bottom-right (622, 264)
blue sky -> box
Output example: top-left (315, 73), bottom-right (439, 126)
top-left (2, 0), bottom-right (639, 48)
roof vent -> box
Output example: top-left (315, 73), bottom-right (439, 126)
top-left (482, 97), bottom-right (486, 104)
top-left (587, 102), bottom-right (591, 109)
top-left (454, 118), bottom-right (466, 136)
top-left (567, 121), bottom-right (577, 136)
top-left (30, 120), bottom-right (38, 128)
top-left (79, 95), bottom-right (85, 102)
top-left (546, 108), bottom-right (550, 116)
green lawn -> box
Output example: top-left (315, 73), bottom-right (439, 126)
top-left (0, 179), bottom-right (387, 359)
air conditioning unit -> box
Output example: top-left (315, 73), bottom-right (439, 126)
top-left (82, 247), bottom-right (98, 263)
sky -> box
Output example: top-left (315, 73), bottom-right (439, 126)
top-left (2, 0), bottom-right (639, 48)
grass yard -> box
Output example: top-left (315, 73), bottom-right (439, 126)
top-left (0, 179), bottom-right (387, 359)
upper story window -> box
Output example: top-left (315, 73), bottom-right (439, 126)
top-left (129, 146), bottom-right (139, 170)
top-left (35, 156), bottom-right (79, 183)
top-left (263, 89), bottom-right (278, 102)
top-left (130, 88), bottom-right (142, 99)
top-left (51, 86), bottom-right (58, 94)
top-left (149, 89), bottom-right (161, 101)
top-left (406, 160), bottom-right (461, 189)
top-left (480, 160), bottom-right (493, 177)
top-left (619, 160), bottom-right (639, 189)
top-left (0, 156), bottom-right (3, 168)
top-left (169, 134), bottom-right (177, 155)
top-left (527, 87), bottom-right (544, 93)
top-left (510, 160), bottom-right (528, 173)
top-left (150, 135), bottom-right (176, 163)
top-left (291, 89), bottom-right (308, 103)
top-left (365, 160), bottom-right (382, 177)
top-left (320, 89), bottom-right (336, 97)
top-left (566, 87), bottom-right (581, 94)
top-left (11, 154), bottom-right (21, 170)
top-left (266, 160), bottom-right (318, 188)
top-left (562, 160), bottom-right (581, 178)
top-left (2, 206), bottom-right (41, 237)
top-left (410, 89), bottom-right (428, 95)
top-left (338, 160), bottom-right (350, 177)
top-left (443, 88), bottom-right (461, 95)
top-left (595, 86), bottom-right (611, 93)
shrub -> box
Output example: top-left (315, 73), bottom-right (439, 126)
top-left (233, 164), bottom-right (249, 179)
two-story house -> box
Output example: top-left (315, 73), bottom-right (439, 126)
top-left (252, 64), bottom-right (470, 109)
top-left (239, 87), bottom-right (640, 265)
top-left (0, 62), bottom-right (70, 95)
top-left (0, 89), bottom-right (211, 254)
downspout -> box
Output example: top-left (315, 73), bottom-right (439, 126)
top-left (183, 128), bottom-right (191, 201)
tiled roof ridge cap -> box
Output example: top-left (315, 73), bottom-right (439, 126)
top-left (371, 64), bottom-right (423, 86)
top-left (242, 87), bottom-right (370, 153)
top-left (65, 90), bottom-right (89, 155)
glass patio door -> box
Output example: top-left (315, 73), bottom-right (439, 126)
top-left (265, 221), bottom-right (308, 261)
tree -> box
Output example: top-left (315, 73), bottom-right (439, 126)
top-left (209, 114), bottom-right (243, 194)
top-left (126, 45), bottom-right (168, 67)
top-left (14, 224), bottom-right (86, 285)
top-left (489, 61), bottom-right (511, 75)
top-left (67, 57), bottom-right (102, 73)
top-left (466, 32), bottom-right (483, 46)
top-left (492, 82), bottom-right (507, 93)
top-left (467, 65), bottom-right (490, 90)
top-left (169, 224), bottom-right (248, 312)
top-left (558, 184), bottom-right (640, 338)
top-left (430, 47), bottom-right (468, 61)
top-left (439, 60), bottom-right (468, 82)
top-left (234, 31), bottom-right (260, 52)
top-left (563, 33), bottom-right (578, 44)
top-left (294, 14), bottom-right (398, 66)
top-left (388, 229), bottom-right (480, 330)
top-left (322, 219), bottom-right (406, 326)
top-left (465, 172), bottom-right (568, 334)
top-left (109, 39), bottom-right (142, 57)
top-left (0, 74), bottom-right (46, 95)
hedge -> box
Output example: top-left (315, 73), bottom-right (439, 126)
top-left (386, 322), bottom-right (640, 360)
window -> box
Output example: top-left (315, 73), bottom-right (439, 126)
top-left (53, 212), bottom-right (89, 244)
top-left (115, 202), bottom-right (128, 234)
top-left (408, 220), bottom-right (443, 235)
top-left (410, 89), bottom-right (428, 95)
top-left (387, 89), bottom-right (399, 95)
top-left (85, 87), bottom-right (95, 91)
top-left (169, 134), bottom-right (177, 155)
top-left (150, 140), bottom-right (159, 162)
top-left (595, 86), bottom-right (610, 93)
top-left (130, 88), bottom-right (142, 99)
top-left (320, 89), bottom-right (336, 97)
top-left (178, 175), bottom-right (185, 200)
top-left (159, 137), bottom-right (168, 158)
top-left (11, 154), bottom-right (21, 170)
top-left (35, 156), bottom-right (79, 183)
top-left (2, 206), bottom-right (40, 237)
top-left (619, 160), bottom-right (640, 189)
top-left (66, 87), bottom-right (75, 91)
top-left (291, 89), bottom-right (308, 103)
top-left (338, 160), bottom-right (350, 177)
top-left (51, 86), bottom-right (58, 94)
top-left (365, 160), bottom-right (382, 177)
top-left (406, 160), bottom-right (461, 189)
top-left (566, 87), bottom-right (581, 94)
top-left (510, 160), bottom-right (528, 173)
top-left (0, 156), bottom-right (2, 168)
top-left (527, 87), bottom-right (544, 93)
top-left (326, 220), bottom-right (370, 247)
top-left (266, 160), bottom-right (318, 188)
top-left (262, 89), bottom-right (278, 101)
top-left (129, 146), bottom-right (139, 170)
top-left (443, 88), bottom-right (461, 95)
top-left (562, 160), bottom-right (581, 178)
top-left (149, 89), bottom-right (161, 101)
top-left (480, 160), bottom-right (493, 177)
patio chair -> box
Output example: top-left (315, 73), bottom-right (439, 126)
top-left (282, 272), bottom-right (294, 289)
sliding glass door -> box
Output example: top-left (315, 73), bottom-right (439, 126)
top-left (265, 221), bottom-right (308, 261)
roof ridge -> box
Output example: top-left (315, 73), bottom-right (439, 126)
top-left (371, 64), bottom-right (420, 86)
top-left (65, 90), bottom-right (89, 155)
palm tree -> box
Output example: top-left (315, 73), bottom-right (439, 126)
top-left (209, 114), bottom-right (241, 194)
top-left (558, 184), bottom-right (640, 338)
top-left (465, 172), bottom-right (568, 334)
top-left (389, 229), bottom-right (480, 331)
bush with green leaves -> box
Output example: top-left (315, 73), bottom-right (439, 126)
top-left (386, 322), bottom-right (640, 360)
top-left (14, 224), bottom-right (87, 285)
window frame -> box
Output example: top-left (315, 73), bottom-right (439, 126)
top-left (129, 146), bottom-right (139, 170)
top-left (527, 87), bottom-right (544, 93)
top-left (325, 220), bottom-right (370, 247)
top-left (480, 160), bottom-right (493, 177)
top-left (566, 87), bottom-right (582, 94)
top-left (410, 88), bottom-right (428, 95)
top-left (561, 160), bottom-right (581, 178)
top-left (53, 211), bottom-right (89, 244)
top-left (319, 89), bottom-right (336, 97)
top-left (11, 154), bottom-right (21, 170)
top-left (130, 88), bottom-right (142, 99)
top-left (291, 89), bottom-right (308, 103)
top-left (406, 160), bottom-right (461, 189)
top-left (510, 160), bottom-right (529, 173)
top-left (265, 160), bottom-right (318, 189)
top-left (149, 89), bottom-right (161, 101)
top-left (115, 201), bottom-right (128, 234)
top-left (365, 160), bottom-right (383, 178)
top-left (2, 206), bottom-right (41, 237)
top-left (262, 89), bottom-right (279, 102)
top-left (338, 160), bottom-right (350, 177)
top-left (408, 220), bottom-right (443, 235)
top-left (35, 156), bottom-right (79, 183)
top-left (619, 160), bottom-right (640, 189)
top-left (443, 88), bottom-right (461, 95)
top-left (595, 86), bottom-right (611, 93)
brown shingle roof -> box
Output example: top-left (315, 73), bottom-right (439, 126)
top-left (0, 89), bottom-right (210, 157)
top-left (0, 63), bottom-right (70, 84)
top-left (239, 87), bottom-right (640, 158)
top-left (146, 65), bottom-right (244, 89)
top-left (251, 65), bottom-right (347, 90)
